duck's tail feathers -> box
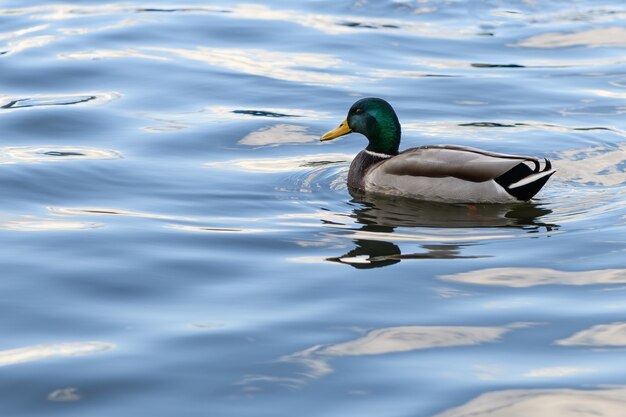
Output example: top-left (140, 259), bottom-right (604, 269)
top-left (495, 159), bottom-right (555, 201)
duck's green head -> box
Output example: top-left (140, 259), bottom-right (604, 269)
top-left (321, 97), bottom-right (401, 155)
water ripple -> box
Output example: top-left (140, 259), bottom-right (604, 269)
top-left (0, 92), bottom-right (121, 110)
top-left (0, 216), bottom-right (102, 231)
top-left (402, 121), bottom-right (626, 138)
top-left (142, 107), bottom-right (328, 133)
top-left (228, 3), bottom-right (476, 37)
top-left (64, 46), bottom-right (343, 87)
top-left (0, 146), bottom-right (122, 164)
top-left (232, 110), bottom-right (300, 118)
top-left (145, 47), bottom-right (357, 85)
top-left (1, 4), bottom-right (228, 19)
top-left (2, 95), bottom-right (95, 109)
top-left (166, 224), bottom-right (279, 234)
top-left (48, 206), bottom-right (196, 222)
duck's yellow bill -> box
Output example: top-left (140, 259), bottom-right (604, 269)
top-left (321, 119), bottom-right (351, 141)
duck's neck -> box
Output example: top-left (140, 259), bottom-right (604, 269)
top-left (365, 115), bottom-right (401, 156)
top-left (348, 150), bottom-right (391, 190)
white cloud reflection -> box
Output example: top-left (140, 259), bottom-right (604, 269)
top-left (0, 22), bottom-right (53, 57)
top-left (278, 324), bottom-right (521, 380)
top-left (556, 322), bottom-right (626, 347)
top-left (205, 153), bottom-right (351, 173)
top-left (48, 387), bottom-right (81, 402)
top-left (0, 216), bottom-right (102, 232)
top-left (0, 24), bottom-right (48, 40)
top-left (583, 89), bottom-right (626, 100)
top-left (58, 49), bottom-right (167, 61)
top-left (555, 142), bottom-right (626, 187)
top-left (58, 18), bottom-right (136, 35)
top-left (517, 27), bottom-right (626, 48)
top-left (0, 342), bottom-right (115, 367)
top-left (440, 267), bottom-right (626, 288)
top-left (319, 325), bottom-right (513, 356)
top-left (5, 35), bottom-right (58, 55)
top-left (523, 367), bottom-right (593, 378)
top-left (239, 125), bottom-right (319, 146)
top-left (433, 386), bottom-right (626, 417)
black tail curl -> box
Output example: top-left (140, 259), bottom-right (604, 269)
top-left (495, 159), bottom-right (555, 201)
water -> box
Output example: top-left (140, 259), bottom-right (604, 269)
top-left (1, 1), bottom-right (625, 415)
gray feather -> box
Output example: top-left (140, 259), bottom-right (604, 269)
top-left (376, 145), bottom-right (539, 183)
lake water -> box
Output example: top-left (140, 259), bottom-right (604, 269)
top-left (1, 1), bottom-right (626, 416)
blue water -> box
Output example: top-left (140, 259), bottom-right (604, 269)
top-left (1, 1), bottom-right (626, 416)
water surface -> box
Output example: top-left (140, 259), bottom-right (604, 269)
top-left (1, 1), bottom-right (626, 416)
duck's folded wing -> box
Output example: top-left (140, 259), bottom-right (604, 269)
top-left (378, 145), bottom-right (542, 182)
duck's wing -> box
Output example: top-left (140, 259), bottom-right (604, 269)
top-left (371, 145), bottom-right (555, 201)
top-left (379, 145), bottom-right (542, 182)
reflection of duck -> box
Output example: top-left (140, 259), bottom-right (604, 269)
top-left (321, 98), bottom-right (555, 203)
top-left (328, 192), bottom-right (556, 268)
top-left (349, 190), bottom-right (555, 229)
top-left (326, 240), bottom-right (477, 269)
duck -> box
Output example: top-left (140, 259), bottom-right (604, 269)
top-left (320, 97), bottom-right (555, 204)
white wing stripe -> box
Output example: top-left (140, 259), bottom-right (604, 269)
top-left (509, 169), bottom-right (556, 189)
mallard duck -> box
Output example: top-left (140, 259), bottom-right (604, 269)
top-left (321, 98), bottom-right (555, 204)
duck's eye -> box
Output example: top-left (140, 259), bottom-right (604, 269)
top-left (354, 108), bottom-right (363, 115)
